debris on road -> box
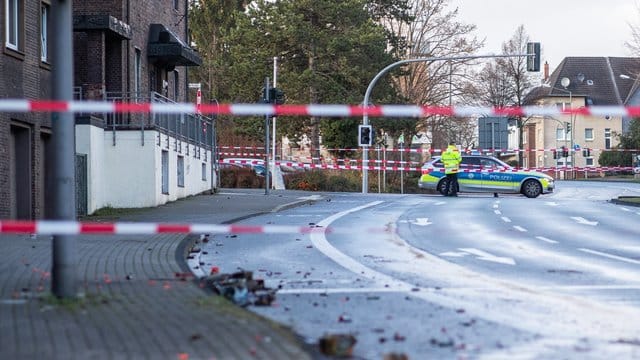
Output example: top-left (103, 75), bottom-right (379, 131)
top-left (318, 334), bottom-right (357, 357)
top-left (203, 270), bottom-right (277, 307)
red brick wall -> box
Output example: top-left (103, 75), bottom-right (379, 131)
top-left (0, 0), bottom-right (53, 219)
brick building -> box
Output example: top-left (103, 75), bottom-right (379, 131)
top-left (1, 0), bottom-right (206, 219)
top-left (0, 0), bottom-right (53, 219)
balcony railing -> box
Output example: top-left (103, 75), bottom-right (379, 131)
top-left (78, 90), bottom-right (214, 149)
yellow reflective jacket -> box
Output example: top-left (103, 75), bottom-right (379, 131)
top-left (441, 145), bottom-right (461, 174)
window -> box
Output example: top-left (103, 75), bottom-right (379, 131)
top-left (605, 128), bottom-right (611, 149)
top-left (586, 158), bottom-right (594, 166)
top-left (177, 156), bottom-right (185, 187)
top-left (556, 128), bottom-right (566, 141)
top-left (134, 49), bottom-right (142, 99)
top-left (174, 0), bottom-right (179, 10)
top-left (585, 128), bottom-right (594, 141)
top-left (6, 0), bottom-right (22, 50)
top-left (173, 70), bottom-right (179, 100)
top-left (201, 163), bottom-right (207, 181)
top-left (40, 2), bottom-right (49, 62)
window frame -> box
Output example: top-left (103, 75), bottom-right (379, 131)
top-left (5, 0), bottom-right (22, 51)
top-left (40, 1), bottom-right (50, 62)
top-left (584, 128), bottom-right (594, 141)
top-left (604, 128), bottom-right (611, 150)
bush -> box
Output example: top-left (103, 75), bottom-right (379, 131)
top-left (220, 167), bottom-right (264, 188)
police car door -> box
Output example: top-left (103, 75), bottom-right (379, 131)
top-left (480, 158), bottom-right (516, 192)
top-left (459, 156), bottom-right (483, 192)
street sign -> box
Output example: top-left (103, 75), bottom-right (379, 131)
top-left (188, 83), bottom-right (201, 89)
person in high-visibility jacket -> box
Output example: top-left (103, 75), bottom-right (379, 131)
top-left (441, 141), bottom-right (461, 196)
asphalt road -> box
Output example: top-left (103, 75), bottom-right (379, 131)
top-left (192, 181), bottom-right (640, 359)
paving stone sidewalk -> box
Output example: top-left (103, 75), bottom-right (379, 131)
top-left (0, 189), bottom-right (318, 360)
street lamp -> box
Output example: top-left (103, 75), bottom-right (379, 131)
top-left (360, 51), bottom-right (539, 193)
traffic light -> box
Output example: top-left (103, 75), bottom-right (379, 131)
top-left (358, 125), bottom-right (373, 146)
top-left (261, 87), bottom-right (285, 104)
top-left (527, 42), bottom-right (541, 72)
top-left (269, 87), bottom-right (285, 105)
top-left (583, 148), bottom-right (591, 157)
top-left (565, 122), bottom-right (571, 132)
top-left (552, 150), bottom-right (558, 159)
top-left (561, 146), bottom-right (569, 158)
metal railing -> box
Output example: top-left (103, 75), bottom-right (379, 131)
top-left (84, 91), bottom-right (214, 150)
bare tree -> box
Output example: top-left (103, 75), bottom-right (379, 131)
top-left (380, 0), bottom-right (483, 150)
top-left (471, 25), bottom-right (538, 165)
top-left (626, 2), bottom-right (640, 56)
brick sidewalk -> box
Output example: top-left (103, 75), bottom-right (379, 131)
top-left (0, 190), bottom-right (317, 360)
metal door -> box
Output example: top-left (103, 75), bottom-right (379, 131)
top-left (162, 150), bottom-right (169, 194)
top-left (75, 154), bottom-right (88, 216)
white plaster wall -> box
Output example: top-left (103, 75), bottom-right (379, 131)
top-left (104, 131), bottom-right (158, 208)
top-left (78, 126), bottom-right (216, 213)
top-left (75, 125), bottom-right (106, 214)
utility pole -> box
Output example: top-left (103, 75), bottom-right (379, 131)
top-left (272, 57), bottom-right (278, 189)
top-left (51, 0), bottom-right (77, 298)
top-left (264, 77), bottom-right (270, 195)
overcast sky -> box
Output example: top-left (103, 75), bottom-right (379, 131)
top-left (448, 0), bottom-right (638, 69)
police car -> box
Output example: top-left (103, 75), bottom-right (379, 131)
top-left (418, 155), bottom-right (555, 198)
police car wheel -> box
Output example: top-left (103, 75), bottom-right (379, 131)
top-left (438, 179), bottom-right (449, 196)
top-left (522, 179), bottom-right (542, 198)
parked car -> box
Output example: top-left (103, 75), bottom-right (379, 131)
top-left (220, 158), bottom-right (266, 176)
top-left (418, 155), bottom-right (555, 198)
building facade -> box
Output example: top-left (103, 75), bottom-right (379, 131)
top-left (1, 0), bottom-right (209, 219)
top-left (524, 57), bottom-right (640, 177)
top-left (72, 0), bottom-right (209, 214)
top-left (0, 0), bottom-right (53, 219)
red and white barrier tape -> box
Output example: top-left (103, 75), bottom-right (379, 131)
top-left (219, 159), bottom-right (636, 173)
top-left (2, 99), bottom-right (640, 117)
top-left (218, 145), bottom-right (640, 154)
top-left (0, 220), bottom-right (387, 236)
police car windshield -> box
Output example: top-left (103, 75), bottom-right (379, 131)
top-left (431, 156), bottom-right (511, 170)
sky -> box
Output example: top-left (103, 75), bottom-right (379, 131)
top-left (448, 0), bottom-right (638, 69)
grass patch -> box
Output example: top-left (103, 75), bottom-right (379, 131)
top-left (618, 196), bottom-right (640, 204)
top-left (79, 206), bottom-right (152, 220)
top-left (40, 292), bottom-right (113, 311)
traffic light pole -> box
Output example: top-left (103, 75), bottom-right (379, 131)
top-left (361, 49), bottom-right (539, 194)
top-left (264, 77), bottom-right (270, 195)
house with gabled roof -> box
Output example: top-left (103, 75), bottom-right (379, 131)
top-left (524, 57), bottom-right (640, 178)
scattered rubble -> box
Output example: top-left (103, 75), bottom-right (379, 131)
top-left (203, 270), bottom-right (277, 307)
top-left (318, 334), bottom-right (357, 357)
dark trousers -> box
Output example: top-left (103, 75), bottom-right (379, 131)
top-left (444, 173), bottom-right (458, 196)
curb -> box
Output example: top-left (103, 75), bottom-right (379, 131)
top-left (610, 198), bottom-right (640, 207)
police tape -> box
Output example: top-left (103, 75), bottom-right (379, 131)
top-left (219, 159), bottom-right (636, 173)
top-left (218, 145), bottom-right (640, 155)
top-left (2, 99), bottom-right (640, 117)
top-left (0, 220), bottom-right (389, 236)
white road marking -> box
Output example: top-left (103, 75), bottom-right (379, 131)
top-left (309, 201), bottom-right (412, 290)
top-left (458, 248), bottom-right (516, 265)
top-left (578, 248), bottom-right (640, 265)
top-left (439, 251), bottom-right (469, 257)
top-left (297, 195), bottom-right (324, 201)
top-left (545, 202), bottom-right (559, 206)
top-left (571, 216), bottom-right (598, 226)
top-left (278, 287), bottom-right (406, 295)
top-left (409, 218), bottom-right (432, 226)
top-left (536, 236), bottom-right (558, 244)
top-left (494, 210), bottom-right (501, 215)
top-left (434, 201), bottom-right (446, 206)
top-left (620, 207), bottom-right (632, 212)
top-left (501, 216), bottom-right (511, 223)
top-left (513, 226), bottom-right (527, 232)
